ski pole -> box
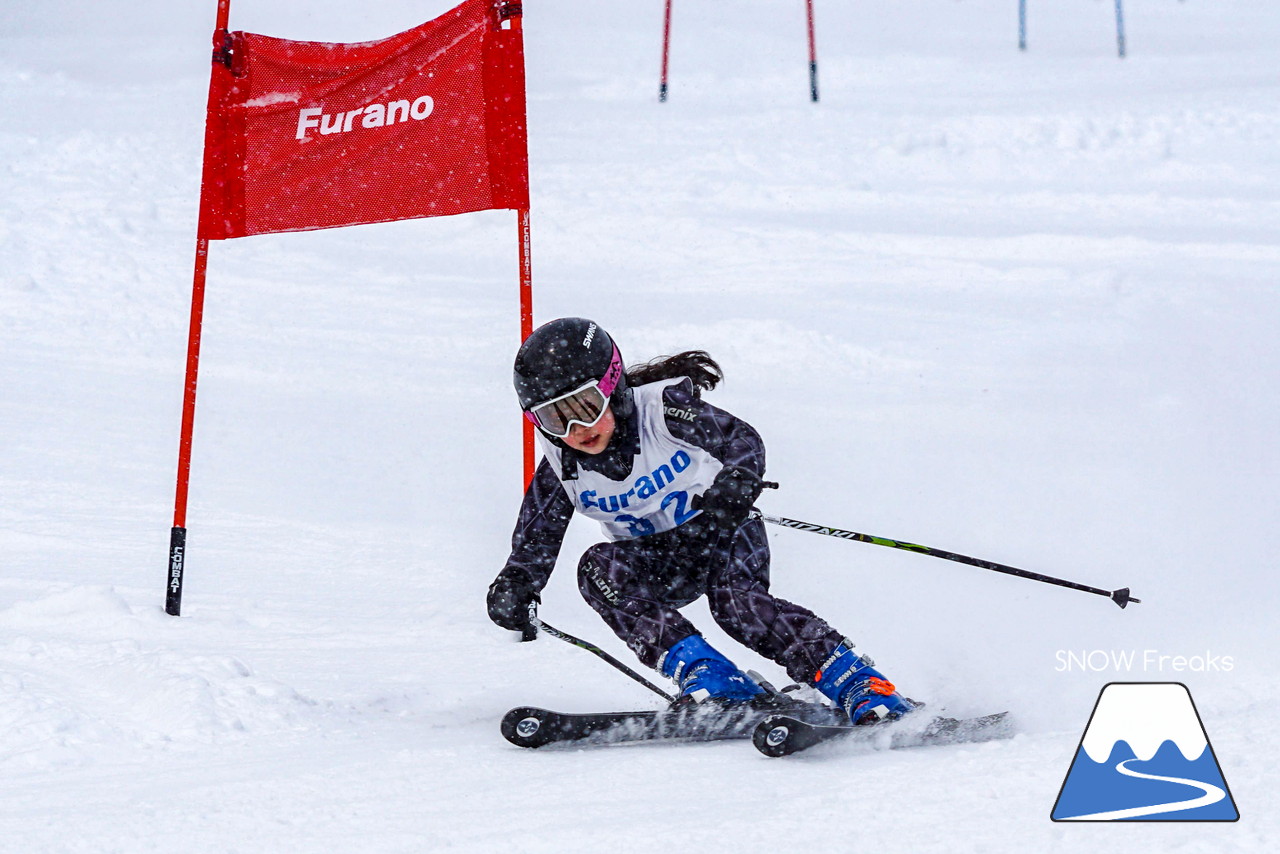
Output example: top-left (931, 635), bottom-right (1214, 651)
top-left (524, 614), bottom-right (677, 704)
top-left (753, 511), bottom-right (1140, 609)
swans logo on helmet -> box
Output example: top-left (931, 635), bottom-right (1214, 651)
top-left (582, 323), bottom-right (598, 348)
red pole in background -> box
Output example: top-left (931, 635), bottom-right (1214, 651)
top-left (168, 0), bottom-right (232, 617)
top-left (508, 10), bottom-right (535, 488)
top-left (659, 0), bottom-right (673, 102)
top-left (169, 236), bottom-right (208, 586)
top-left (806, 0), bottom-right (819, 102)
top-left (518, 209), bottom-right (534, 486)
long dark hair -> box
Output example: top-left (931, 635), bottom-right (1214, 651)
top-left (625, 350), bottom-right (723, 397)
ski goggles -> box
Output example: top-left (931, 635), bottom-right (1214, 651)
top-left (524, 345), bottom-right (624, 438)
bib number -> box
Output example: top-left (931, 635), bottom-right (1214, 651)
top-left (613, 490), bottom-right (698, 537)
top-left (660, 490), bottom-right (699, 526)
top-left (614, 514), bottom-right (656, 538)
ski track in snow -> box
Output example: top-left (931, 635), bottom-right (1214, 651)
top-left (3, 0), bottom-right (1279, 851)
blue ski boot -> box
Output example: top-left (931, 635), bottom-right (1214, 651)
top-left (660, 635), bottom-right (764, 705)
top-left (813, 640), bottom-right (917, 725)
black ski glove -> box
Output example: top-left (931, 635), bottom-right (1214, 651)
top-left (694, 465), bottom-right (775, 531)
top-left (487, 571), bottom-right (540, 635)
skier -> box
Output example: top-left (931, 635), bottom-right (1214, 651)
top-left (487, 317), bottom-right (915, 726)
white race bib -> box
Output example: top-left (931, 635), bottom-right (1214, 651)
top-left (540, 379), bottom-right (724, 541)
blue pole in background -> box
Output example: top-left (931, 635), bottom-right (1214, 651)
top-left (1018, 0), bottom-right (1027, 51)
top-left (1115, 0), bottom-right (1126, 58)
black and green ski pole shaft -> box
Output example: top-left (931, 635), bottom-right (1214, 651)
top-left (522, 614), bottom-right (676, 703)
top-left (753, 511), bottom-right (1140, 609)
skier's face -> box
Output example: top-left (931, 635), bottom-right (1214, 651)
top-left (562, 404), bottom-right (615, 454)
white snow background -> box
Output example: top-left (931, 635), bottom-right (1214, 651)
top-left (2, 0), bottom-right (1277, 851)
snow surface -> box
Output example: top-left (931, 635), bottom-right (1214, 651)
top-left (2, 0), bottom-right (1278, 851)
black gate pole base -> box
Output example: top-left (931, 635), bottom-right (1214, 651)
top-left (166, 526), bottom-right (187, 616)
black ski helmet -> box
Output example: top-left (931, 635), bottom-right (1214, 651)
top-left (514, 317), bottom-right (632, 422)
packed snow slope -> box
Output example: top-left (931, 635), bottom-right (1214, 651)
top-left (2, 1), bottom-right (1277, 851)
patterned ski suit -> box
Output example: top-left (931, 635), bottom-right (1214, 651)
top-left (495, 377), bottom-right (845, 684)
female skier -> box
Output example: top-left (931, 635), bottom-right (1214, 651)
top-left (487, 317), bottom-right (915, 725)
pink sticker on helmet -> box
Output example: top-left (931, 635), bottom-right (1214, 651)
top-left (597, 344), bottom-right (623, 398)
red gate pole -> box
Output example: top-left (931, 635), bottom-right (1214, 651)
top-left (659, 0), bottom-right (673, 102)
top-left (518, 206), bottom-right (534, 487)
top-left (806, 0), bottom-right (819, 102)
top-left (167, 238), bottom-right (210, 616)
top-left (168, 0), bottom-right (232, 617)
top-left (507, 9), bottom-right (535, 488)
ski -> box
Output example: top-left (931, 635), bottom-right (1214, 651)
top-left (502, 699), bottom-right (846, 749)
top-left (753, 710), bottom-right (1014, 757)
